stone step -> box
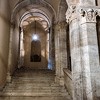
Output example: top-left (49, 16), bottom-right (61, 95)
top-left (3, 87), bottom-right (67, 94)
top-left (7, 83), bottom-right (58, 87)
top-left (0, 68), bottom-right (71, 100)
top-left (0, 92), bottom-right (68, 97)
top-left (11, 80), bottom-right (54, 83)
top-left (4, 85), bottom-right (65, 89)
top-left (3, 89), bottom-right (67, 93)
top-left (12, 78), bottom-right (54, 82)
top-left (12, 79), bottom-right (54, 82)
top-left (0, 96), bottom-right (71, 100)
top-left (7, 85), bottom-right (60, 87)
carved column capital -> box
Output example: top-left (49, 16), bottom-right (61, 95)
top-left (79, 7), bottom-right (100, 23)
top-left (54, 23), bottom-right (60, 32)
top-left (66, 5), bottom-right (77, 23)
top-left (58, 21), bottom-right (67, 29)
top-left (79, 8), bottom-right (96, 23)
top-left (54, 21), bottom-right (67, 32)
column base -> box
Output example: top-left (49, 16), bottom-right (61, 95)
top-left (7, 73), bottom-right (12, 83)
top-left (55, 76), bottom-right (64, 86)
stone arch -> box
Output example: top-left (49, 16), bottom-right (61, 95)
top-left (11, 0), bottom-right (56, 25)
top-left (20, 9), bottom-right (51, 28)
top-left (8, 0), bottom-right (56, 73)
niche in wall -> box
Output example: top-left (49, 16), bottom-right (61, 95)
top-left (30, 40), bottom-right (41, 62)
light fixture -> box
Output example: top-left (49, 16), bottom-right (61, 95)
top-left (32, 20), bottom-right (39, 41)
top-left (32, 34), bottom-right (38, 41)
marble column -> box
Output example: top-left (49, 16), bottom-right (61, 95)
top-left (79, 8), bottom-right (100, 100)
top-left (55, 22), bottom-right (68, 85)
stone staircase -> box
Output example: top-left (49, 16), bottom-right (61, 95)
top-left (0, 68), bottom-right (72, 100)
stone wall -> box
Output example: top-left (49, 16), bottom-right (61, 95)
top-left (63, 68), bottom-right (73, 97)
top-left (0, 0), bottom-right (10, 90)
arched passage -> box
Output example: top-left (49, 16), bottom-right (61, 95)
top-left (7, 0), bottom-right (56, 76)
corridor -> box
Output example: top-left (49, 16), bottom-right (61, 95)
top-left (0, 68), bottom-right (71, 100)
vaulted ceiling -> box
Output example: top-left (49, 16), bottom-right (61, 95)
top-left (9, 0), bottom-right (60, 14)
top-left (8, 0), bottom-right (68, 32)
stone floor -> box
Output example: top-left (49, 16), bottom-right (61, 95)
top-left (0, 68), bottom-right (72, 100)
